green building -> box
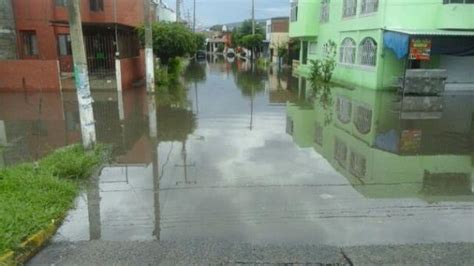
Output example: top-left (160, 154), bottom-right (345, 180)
top-left (289, 0), bottom-right (474, 90)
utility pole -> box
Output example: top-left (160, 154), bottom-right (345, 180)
top-left (252, 0), bottom-right (255, 35)
top-left (176, 0), bottom-right (181, 22)
top-left (193, 0), bottom-right (196, 32)
top-left (67, 0), bottom-right (96, 150)
top-left (144, 0), bottom-right (155, 94)
top-left (251, 0), bottom-right (256, 61)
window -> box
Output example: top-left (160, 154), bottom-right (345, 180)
top-left (337, 96), bottom-right (352, 124)
top-left (361, 0), bottom-right (379, 14)
top-left (21, 31), bottom-right (38, 57)
top-left (358, 37), bottom-right (377, 66)
top-left (349, 151), bottom-right (366, 178)
top-left (334, 138), bottom-right (348, 168)
top-left (339, 38), bottom-right (356, 64)
top-left (290, 1), bottom-right (298, 22)
top-left (57, 34), bottom-right (72, 56)
top-left (55, 0), bottom-right (67, 7)
top-left (353, 105), bottom-right (372, 134)
top-left (320, 0), bottom-right (330, 23)
top-left (89, 0), bottom-right (104, 11)
top-left (343, 0), bottom-right (357, 17)
top-left (308, 42), bottom-right (318, 54)
top-left (443, 0), bottom-right (474, 3)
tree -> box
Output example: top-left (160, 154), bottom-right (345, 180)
top-left (232, 20), bottom-right (264, 47)
top-left (194, 33), bottom-right (206, 51)
top-left (137, 22), bottom-right (197, 65)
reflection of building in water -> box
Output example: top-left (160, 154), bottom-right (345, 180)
top-left (287, 85), bottom-right (474, 201)
top-left (0, 89), bottom-right (150, 167)
top-left (267, 68), bottom-right (299, 104)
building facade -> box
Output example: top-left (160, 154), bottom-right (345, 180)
top-left (266, 17), bottom-right (290, 63)
top-left (0, 0), bottom-right (150, 91)
top-left (289, 0), bottom-right (474, 91)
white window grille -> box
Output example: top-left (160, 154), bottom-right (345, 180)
top-left (358, 37), bottom-right (377, 66)
top-left (354, 105), bottom-right (372, 134)
top-left (308, 42), bottom-right (318, 54)
top-left (339, 38), bottom-right (356, 64)
top-left (343, 0), bottom-right (357, 17)
top-left (320, 0), bottom-right (330, 23)
top-left (350, 151), bottom-right (367, 178)
top-left (291, 1), bottom-right (298, 22)
top-left (334, 138), bottom-right (348, 168)
top-left (361, 0), bottom-right (379, 14)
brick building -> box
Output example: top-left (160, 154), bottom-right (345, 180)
top-left (0, 0), bottom-right (151, 91)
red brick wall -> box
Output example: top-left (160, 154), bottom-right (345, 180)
top-left (120, 52), bottom-right (145, 90)
top-left (272, 19), bottom-right (289, 33)
top-left (13, 0), bottom-right (146, 61)
top-left (0, 60), bottom-right (61, 91)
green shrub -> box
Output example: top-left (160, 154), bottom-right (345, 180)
top-left (309, 40), bottom-right (337, 83)
top-left (39, 145), bottom-right (104, 180)
top-left (0, 144), bottom-right (105, 253)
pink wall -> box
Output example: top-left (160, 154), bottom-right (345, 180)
top-left (0, 60), bottom-right (61, 91)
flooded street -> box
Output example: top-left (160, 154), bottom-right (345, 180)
top-left (2, 58), bottom-right (474, 264)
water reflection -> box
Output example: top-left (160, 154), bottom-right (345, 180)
top-left (287, 82), bottom-right (474, 201)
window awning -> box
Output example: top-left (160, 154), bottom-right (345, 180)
top-left (383, 29), bottom-right (474, 59)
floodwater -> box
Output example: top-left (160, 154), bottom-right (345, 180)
top-left (1, 57), bottom-right (473, 246)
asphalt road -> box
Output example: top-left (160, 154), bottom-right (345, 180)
top-left (29, 240), bottom-right (474, 265)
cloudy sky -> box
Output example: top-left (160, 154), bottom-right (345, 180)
top-left (164, 0), bottom-right (290, 26)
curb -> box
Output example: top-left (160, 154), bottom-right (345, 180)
top-left (0, 216), bottom-right (65, 266)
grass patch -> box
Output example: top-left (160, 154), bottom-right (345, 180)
top-left (0, 145), bottom-right (105, 254)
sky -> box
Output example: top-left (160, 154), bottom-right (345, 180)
top-left (164, 0), bottom-right (290, 27)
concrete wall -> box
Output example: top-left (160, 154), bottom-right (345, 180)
top-left (0, 60), bottom-right (61, 91)
top-left (0, 0), bottom-right (17, 59)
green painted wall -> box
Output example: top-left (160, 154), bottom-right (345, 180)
top-left (289, 0), bottom-right (474, 90)
top-left (289, 0), bottom-right (319, 39)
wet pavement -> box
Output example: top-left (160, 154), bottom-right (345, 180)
top-left (1, 57), bottom-right (473, 264)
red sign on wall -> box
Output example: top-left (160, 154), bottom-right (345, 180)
top-left (409, 39), bottom-right (432, 61)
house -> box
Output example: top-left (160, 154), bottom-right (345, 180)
top-left (289, 0), bottom-right (474, 91)
top-left (266, 17), bottom-right (289, 63)
top-left (0, 0), bottom-right (153, 92)
top-left (206, 26), bottom-right (232, 54)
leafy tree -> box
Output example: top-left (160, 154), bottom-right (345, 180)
top-left (232, 20), bottom-right (264, 47)
top-left (240, 34), bottom-right (264, 51)
top-left (137, 22), bottom-right (197, 64)
top-left (194, 33), bottom-right (207, 51)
